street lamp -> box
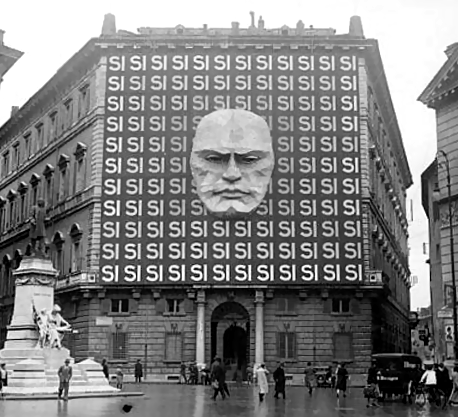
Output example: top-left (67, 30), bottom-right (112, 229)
top-left (436, 150), bottom-right (458, 362)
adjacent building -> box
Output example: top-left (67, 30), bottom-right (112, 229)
top-left (0, 14), bottom-right (412, 384)
top-left (0, 30), bottom-right (23, 95)
top-left (419, 41), bottom-right (458, 361)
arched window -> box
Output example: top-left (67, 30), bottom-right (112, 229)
top-left (69, 223), bottom-right (83, 273)
top-left (52, 232), bottom-right (65, 275)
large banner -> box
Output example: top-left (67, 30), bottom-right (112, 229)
top-left (100, 47), bottom-right (362, 285)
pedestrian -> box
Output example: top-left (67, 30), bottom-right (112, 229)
top-left (420, 364), bottom-right (437, 403)
top-left (57, 359), bottom-right (72, 401)
top-left (365, 361), bottom-right (380, 407)
top-left (101, 358), bottom-right (109, 381)
top-left (246, 364), bottom-right (253, 386)
top-left (437, 363), bottom-right (452, 402)
top-left (256, 363), bottom-right (270, 402)
top-left (304, 362), bottom-right (316, 395)
top-left (0, 363), bottom-right (7, 398)
top-left (179, 361), bottom-right (187, 384)
top-left (221, 360), bottom-right (230, 397)
top-left (336, 363), bottom-right (349, 398)
top-left (116, 368), bottom-right (124, 389)
top-left (449, 366), bottom-right (458, 406)
top-left (134, 359), bottom-right (143, 383)
top-left (211, 358), bottom-right (226, 400)
top-left (273, 362), bottom-right (286, 399)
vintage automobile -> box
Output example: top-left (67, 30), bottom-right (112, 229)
top-left (314, 366), bottom-right (333, 388)
top-left (372, 353), bottom-right (423, 402)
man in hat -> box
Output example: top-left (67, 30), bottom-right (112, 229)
top-left (57, 359), bottom-right (72, 401)
top-left (273, 362), bottom-right (286, 399)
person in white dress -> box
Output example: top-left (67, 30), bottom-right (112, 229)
top-left (256, 363), bottom-right (270, 402)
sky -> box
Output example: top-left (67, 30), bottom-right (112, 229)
top-left (1, 0), bottom-right (457, 310)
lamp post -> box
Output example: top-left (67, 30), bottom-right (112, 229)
top-left (437, 150), bottom-right (458, 362)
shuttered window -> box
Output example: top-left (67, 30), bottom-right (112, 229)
top-left (110, 331), bottom-right (128, 360)
top-left (277, 332), bottom-right (296, 360)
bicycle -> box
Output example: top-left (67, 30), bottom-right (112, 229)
top-left (415, 383), bottom-right (448, 409)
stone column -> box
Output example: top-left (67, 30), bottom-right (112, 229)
top-left (254, 290), bottom-right (265, 367)
top-left (195, 290), bottom-right (206, 367)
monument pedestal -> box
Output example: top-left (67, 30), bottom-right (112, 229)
top-left (0, 255), bottom-right (120, 396)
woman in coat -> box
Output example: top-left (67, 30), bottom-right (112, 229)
top-left (449, 366), bottom-right (458, 406)
top-left (256, 364), bottom-right (270, 402)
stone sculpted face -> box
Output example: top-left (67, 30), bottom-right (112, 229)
top-left (190, 109), bottom-right (275, 219)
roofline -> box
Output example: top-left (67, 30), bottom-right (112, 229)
top-left (0, 43), bottom-right (23, 78)
top-left (0, 38), bottom-right (99, 141)
top-left (366, 40), bottom-right (413, 188)
top-left (418, 47), bottom-right (458, 106)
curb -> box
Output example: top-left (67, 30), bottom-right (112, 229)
top-left (1, 391), bottom-right (144, 401)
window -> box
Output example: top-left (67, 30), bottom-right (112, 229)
top-left (52, 234), bottom-right (65, 275)
top-left (20, 192), bottom-right (27, 222)
top-left (164, 332), bottom-right (183, 362)
top-left (0, 204), bottom-right (6, 233)
top-left (13, 144), bottom-right (20, 169)
top-left (111, 299), bottom-right (129, 314)
top-left (24, 133), bottom-right (31, 160)
top-left (332, 299), bottom-right (350, 314)
top-left (73, 143), bottom-right (88, 194)
top-left (110, 329), bottom-right (128, 360)
top-left (333, 333), bottom-right (353, 361)
top-left (78, 84), bottom-right (91, 117)
top-left (35, 123), bottom-right (44, 151)
top-left (45, 177), bottom-right (53, 205)
top-left (57, 154), bottom-right (70, 201)
top-left (2, 152), bottom-right (10, 176)
top-left (277, 332), bottom-right (296, 360)
top-left (167, 299), bottom-right (183, 314)
top-left (49, 112), bottom-right (58, 141)
top-left (276, 298), bottom-right (297, 314)
top-left (64, 99), bottom-right (73, 130)
top-left (70, 240), bottom-right (82, 272)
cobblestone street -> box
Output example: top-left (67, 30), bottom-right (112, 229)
top-left (0, 385), bottom-right (457, 417)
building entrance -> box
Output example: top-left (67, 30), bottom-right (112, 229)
top-left (211, 301), bottom-right (250, 379)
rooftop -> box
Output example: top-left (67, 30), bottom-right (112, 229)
top-left (0, 29), bottom-right (23, 81)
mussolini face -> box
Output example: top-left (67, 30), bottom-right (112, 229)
top-left (190, 109), bottom-right (275, 219)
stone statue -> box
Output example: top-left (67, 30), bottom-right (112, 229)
top-left (29, 199), bottom-right (47, 257)
top-left (34, 304), bottom-right (72, 350)
top-left (190, 109), bottom-right (275, 220)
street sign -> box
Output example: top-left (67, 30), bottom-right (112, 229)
top-left (438, 309), bottom-right (453, 319)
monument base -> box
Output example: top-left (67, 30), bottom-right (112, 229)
top-left (2, 350), bottom-right (120, 395)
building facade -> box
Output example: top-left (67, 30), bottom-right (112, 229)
top-left (0, 14), bottom-right (412, 385)
top-left (0, 30), bottom-right (23, 95)
top-left (419, 41), bottom-right (458, 361)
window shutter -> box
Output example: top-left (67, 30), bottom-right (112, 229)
top-left (183, 299), bottom-right (194, 313)
top-left (129, 299), bottom-right (138, 314)
top-left (101, 299), bottom-right (111, 315)
top-left (350, 299), bottom-right (360, 314)
top-left (323, 299), bottom-right (332, 314)
top-left (155, 298), bottom-right (166, 314)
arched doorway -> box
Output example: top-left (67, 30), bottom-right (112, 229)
top-left (211, 301), bottom-right (250, 379)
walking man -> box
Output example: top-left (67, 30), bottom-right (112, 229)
top-left (57, 359), bottom-right (72, 401)
top-left (304, 362), bottom-right (316, 395)
top-left (273, 362), bottom-right (286, 399)
top-left (211, 358), bottom-right (226, 400)
top-left (134, 359), bottom-right (143, 383)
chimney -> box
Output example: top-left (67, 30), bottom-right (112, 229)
top-left (0, 30), bottom-right (4, 45)
top-left (249, 11), bottom-right (255, 28)
top-left (349, 15), bottom-right (364, 38)
top-left (445, 42), bottom-right (458, 58)
top-left (11, 106), bottom-right (19, 117)
top-left (231, 22), bottom-right (240, 35)
top-left (101, 13), bottom-right (117, 36)
top-left (258, 16), bottom-right (265, 30)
